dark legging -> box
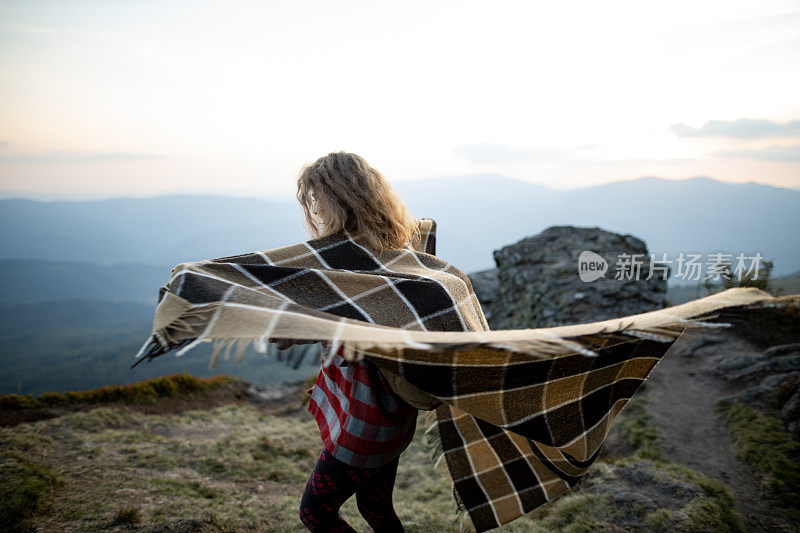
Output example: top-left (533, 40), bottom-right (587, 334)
top-left (299, 448), bottom-right (404, 532)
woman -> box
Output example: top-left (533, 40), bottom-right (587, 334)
top-left (293, 151), bottom-right (451, 532)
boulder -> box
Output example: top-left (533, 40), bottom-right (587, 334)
top-left (470, 225), bottom-right (668, 329)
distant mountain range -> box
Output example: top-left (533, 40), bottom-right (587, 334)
top-left (393, 175), bottom-right (800, 276)
top-left (2, 174), bottom-right (798, 396)
top-left (0, 297), bottom-right (320, 396)
top-left (2, 175), bottom-right (798, 276)
top-left (0, 194), bottom-right (308, 271)
top-left (0, 259), bottom-right (166, 305)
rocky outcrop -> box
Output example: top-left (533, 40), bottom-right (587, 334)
top-left (576, 460), bottom-right (727, 531)
top-left (658, 324), bottom-right (800, 441)
top-left (246, 381), bottom-right (306, 403)
top-left (711, 338), bottom-right (800, 439)
top-left (469, 225), bottom-right (668, 329)
top-left (466, 268), bottom-right (500, 326)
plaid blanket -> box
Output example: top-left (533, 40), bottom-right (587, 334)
top-left (132, 219), bottom-right (787, 532)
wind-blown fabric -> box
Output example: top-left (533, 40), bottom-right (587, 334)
top-left (131, 219), bottom-right (791, 532)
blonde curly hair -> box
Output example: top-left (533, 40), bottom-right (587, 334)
top-left (296, 152), bottom-right (420, 252)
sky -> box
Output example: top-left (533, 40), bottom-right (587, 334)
top-left (0, 0), bottom-right (799, 200)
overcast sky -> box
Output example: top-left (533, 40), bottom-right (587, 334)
top-left (1, 0), bottom-right (799, 200)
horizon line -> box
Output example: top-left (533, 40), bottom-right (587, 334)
top-left (1, 174), bottom-right (798, 203)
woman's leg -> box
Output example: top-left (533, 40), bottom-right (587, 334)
top-left (355, 454), bottom-right (404, 532)
top-left (299, 448), bottom-right (378, 532)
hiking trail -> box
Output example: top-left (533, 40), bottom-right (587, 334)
top-left (647, 331), bottom-right (794, 532)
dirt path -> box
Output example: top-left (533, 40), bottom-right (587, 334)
top-left (646, 331), bottom-right (794, 532)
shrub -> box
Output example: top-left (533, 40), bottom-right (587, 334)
top-left (0, 372), bottom-right (242, 410)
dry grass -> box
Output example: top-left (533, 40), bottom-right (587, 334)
top-left (0, 372), bottom-right (242, 410)
top-left (2, 387), bottom-right (744, 532)
top-left (718, 399), bottom-right (800, 527)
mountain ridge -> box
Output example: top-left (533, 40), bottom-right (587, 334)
top-left (2, 175), bottom-right (798, 275)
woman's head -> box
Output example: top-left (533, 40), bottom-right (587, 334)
top-left (296, 151), bottom-right (419, 252)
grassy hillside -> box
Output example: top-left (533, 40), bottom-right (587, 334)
top-left (0, 299), bottom-right (318, 396)
top-left (2, 377), bottom-right (743, 532)
top-left (0, 259), bottom-right (168, 305)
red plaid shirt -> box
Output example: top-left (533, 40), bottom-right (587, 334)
top-left (306, 343), bottom-right (418, 468)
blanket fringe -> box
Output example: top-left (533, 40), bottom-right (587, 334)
top-left (204, 336), bottom-right (316, 370)
top-left (424, 408), bottom-right (478, 533)
top-left (132, 288), bottom-right (793, 374)
top-left (134, 311), bottom-right (721, 371)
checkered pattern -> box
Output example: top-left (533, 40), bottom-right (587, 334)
top-left (306, 343), bottom-right (419, 468)
top-left (132, 218), bottom-right (784, 533)
top-left (299, 219), bottom-right (474, 468)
